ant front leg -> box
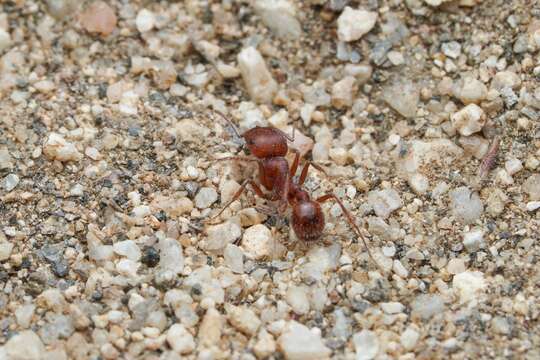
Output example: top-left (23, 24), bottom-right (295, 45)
top-left (316, 193), bottom-right (375, 262)
top-left (209, 179), bottom-right (270, 221)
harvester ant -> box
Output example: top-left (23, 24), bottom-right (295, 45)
top-left (210, 111), bottom-right (375, 260)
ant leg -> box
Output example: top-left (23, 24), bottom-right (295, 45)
top-left (316, 193), bottom-right (375, 262)
top-left (298, 162), bottom-right (328, 185)
top-left (289, 148), bottom-right (301, 177)
top-left (209, 179), bottom-right (269, 221)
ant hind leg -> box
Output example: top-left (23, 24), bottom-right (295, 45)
top-left (316, 193), bottom-right (376, 263)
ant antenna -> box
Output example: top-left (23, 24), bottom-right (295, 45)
top-left (213, 109), bottom-right (243, 141)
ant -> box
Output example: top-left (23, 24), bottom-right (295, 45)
top-left (210, 111), bottom-right (375, 261)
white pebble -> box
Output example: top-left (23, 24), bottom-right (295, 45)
top-left (195, 187), bottom-right (218, 209)
top-left (242, 224), bottom-right (273, 260)
top-left (337, 7), bottom-right (378, 42)
top-left (451, 104), bottom-right (486, 136)
top-left (237, 47), bottom-right (278, 104)
top-left (136, 9), bottom-right (155, 33)
top-left (166, 324), bottom-right (195, 354)
top-left (353, 330), bottom-right (379, 360)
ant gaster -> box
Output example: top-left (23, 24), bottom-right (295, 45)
top-left (212, 111), bottom-right (374, 260)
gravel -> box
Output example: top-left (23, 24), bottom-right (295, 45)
top-left (0, 0), bottom-right (538, 359)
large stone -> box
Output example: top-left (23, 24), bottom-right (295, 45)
top-left (237, 47), bottom-right (278, 104)
top-left (278, 321), bottom-right (331, 360)
top-left (337, 7), bottom-right (378, 42)
top-left (4, 330), bottom-right (46, 360)
top-left (253, 0), bottom-right (301, 39)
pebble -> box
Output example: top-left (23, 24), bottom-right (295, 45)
top-left (224, 243), bottom-right (244, 274)
top-left (0, 148), bottom-right (12, 169)
top-left (337, 7), bottom-right (378, 42)
top-left (451, 104), bottom-right (486, 136)
top-left (353, 330), bottom-right (379, 360)
top-left (367, 188), bottom-right (403, 219)
top-left (411, 294), bottom-right (445, 320)
top-left (463, 229), bottom-right (485, 252)
top-left (237, 47), bottom-right (278, 104)
top-left (449, 187), bottom-right (483, 224)
top-left (505, 158), bottom-right (523, 176)
top-left (226, 304), bottom-right (261, 336)
top-left (15, 304), bottom-right (36, 328)
top-left (447, 258), bottom-right (466, 274)
top-left (3, 173), bottom-right (19, 192)
top-left (46, 0), bottom-right (77, 19)
top-left (526, 201), bottom-right (540, 212)
top-left (205, 221), bottom-right (242, 252)
top-left (4, 330), bottom-right (45, 360)
top-left (286, 285), bottom-right (310, 315)
top-left (331, 76), bottom-right (356, 109)
top-left (380, 302), bottom-right (405, 314)
top-left (195, 187), bottom-right (218, 209)
top-left (522, 174), bottom-right (540, 200)
top-left (136, 9), bottom-right (155, 33)
top-left (400, 326), bottom-right (420, 351)
top-left (491, 71), bottom-right (521, 90)
top-left (198, 307), bottom-right (223, 348)
top-left (387, 50), bottom-right (405, 66)
top-left (113, 240), bottom-right (141, 261)
top-left (453, 271), bottom-right (486, 303)
top-left (492, 316), bottom-right (511, 335)
top-left (407, 173), bottom-right (429, 194)
top-left (254, 329), bottom-right (277, 359)
top-left (441, 41), bottom-right (462, 59)
top-left (455, 77), bottom-right (488, 104)
top-left (383, 80), bottom-right (419, 118)
top-left (43, 133), bottom-right (83, 162)
top-left (252, 0), bottom-right (302, 39)
top-left (166, 324), bottom-right (195, 354)
top-left (80, 1), bottom-right (117, 36)
top-left (157, 237), bottom-right (184, 275)
top-left (242, 224), bottom-right (273, 259)
top-left (278, 321), bottom-right (331, 360)
top-left (0, 29), bottom-right (13, 52)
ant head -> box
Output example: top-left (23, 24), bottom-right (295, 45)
top-left (243, 127), bottom-right (288, 158)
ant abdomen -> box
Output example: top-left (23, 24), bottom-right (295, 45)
top-left (291, 201), bottom-right (325, 242)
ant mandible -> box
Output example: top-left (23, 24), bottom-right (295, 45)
top-left (211, 111), bottom-right (375, 261)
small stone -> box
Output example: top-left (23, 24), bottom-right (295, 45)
top-left (0, 148), bottom-right (13, 169)
top-left (454, 77), bottom-right (488, 104)
top-left (492, 316), bottom-right (511, 335)
top-left (224, 244), bottom-right (244, 274)
top-left (226, 304), bottom-right (261, 336)
top-left (46, 0), bottom-right (78, 19)
top-left (463, 229), bottom-right (485, 252)
top-left (526, 201), bottom-right (540, 212)
top-left (407, 173), bottom-right (429, 194)
top-left (205, 221), bottom-right (242, 252)
top-left (411, 294), bottom-right (445, 320)
top-left (453, 271), bottom-right (486, 303)
top-left (337, 7), bottom-right (378, 42)
top-left (441, 41), bottom-right (461, 59)
top-left (451, 104), bottom-right (486, 136)
top-left (116, 258), bottom-right (140, 278)
top-left (198, 308), bottom-right (223, 348)
top-left (34, 80), bottom-right (56, 93)
top-left (254, 329), bottom-right (276, 359)
top-left (80, 1), bottom-right (117, 36)
top-left (505, 158), bottom-right (523, 176)
top-left (4, 330), bottom-right (45, 360)
top-left (195, 187), bottom-right (218, 209)
top-left (449, 187), bottom-right (483, 224)
top-left (237, 47), bottom-right (278, 104)
top-left (141, 246), bottom-right (160, 267)
top-left (387, 51), bottom-right (405, 66)
top-left (157, 238), bottom-right (184, 275)
top-left (43, 133), bottom-right (82, 162)
top-left (332, 76), bottom-right (356, 109)
top-left (278, 321), bottom-right (331, 360)
top-left (393, 260), bottom-right (409, 278)
top-left (353, 330), bottom-right (379, 360)
top-left (400, 326), bottom-right (420, 351)
top-left (344, 64), bottom-right (372, 84)
top-left (166, 324), bottom-right (195, 354)
top-left (113, 240), bottom-right (141, 261)
top-left (459, 135), bottom-right (489, 160)
top-left (522, 174), bottom-right (540, 200)
top-left (0, 238), bottom-right (13, 261)
top-left (367, 188), bottom-right (403, 219)
top-left (253, 0), bottom-right (302, 39)
top-left (15, 304), bottom-right (36, 328)
top-left (447, 258), bottom-right (466, 274)
top-left (491, 71), bottom-right (521, 90)
top-left (380, 302), bottom-right (405, 314)
top-left (136, 9), bottom-right (155, 33)
top-left (0, 28), bottom-right (11, 52)
top-left (286, 285), bottom-right (310, 315)
top-left (3, 173), bottom-right (19, 192)
top-left (242, 224), bottom-right (273, 260)
top-left (383, 80), bottom-right (419, 118)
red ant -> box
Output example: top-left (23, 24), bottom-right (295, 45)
top-left (210, 111), bottom-right (375, 261)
